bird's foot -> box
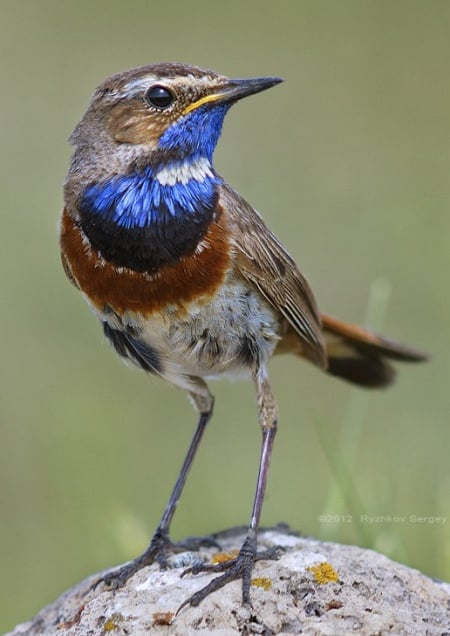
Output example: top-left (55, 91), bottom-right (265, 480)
top-left (91, 529), bottom-right (219, 591)
top-left (178, 534), bottom-right (284, 611)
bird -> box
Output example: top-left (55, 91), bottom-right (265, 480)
top-left (60, 62), bottom-right (427, 608)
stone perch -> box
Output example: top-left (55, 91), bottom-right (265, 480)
top-left (7, 526), bottom-right (450, 635)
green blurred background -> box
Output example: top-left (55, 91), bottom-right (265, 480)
top-left (1, 0), bottom-right (449, 631)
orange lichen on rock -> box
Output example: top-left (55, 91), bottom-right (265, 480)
top-left (211, 550), bottom-right (239, 564)
top-left (251, 577), bottom-right (272, 591)
top-left (307, 562), bottom-right (339, 584)
top-left (103, 613), bottom-right (124, 632)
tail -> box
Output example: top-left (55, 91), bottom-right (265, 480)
top-left (322, 314), bottom-right (428, 388)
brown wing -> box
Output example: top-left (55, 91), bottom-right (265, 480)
top-left (219, 183), bottom-right (326, 368)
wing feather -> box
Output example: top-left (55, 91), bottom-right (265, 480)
top-left (219, 183), bottom-right (326, 367)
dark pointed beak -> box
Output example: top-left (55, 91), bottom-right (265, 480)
top-left (220, 76), bottom-right (284, 103)
top-left (183, 76), bottom-right (283, 115)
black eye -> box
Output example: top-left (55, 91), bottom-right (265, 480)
top-left (144, 85), bottom-right (174, 109)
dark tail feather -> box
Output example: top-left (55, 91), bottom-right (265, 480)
top-left (322, 314), bottom-right (428, 389)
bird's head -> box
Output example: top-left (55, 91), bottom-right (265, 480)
top-left (64, 64), bottom-right (282, 271)
top-left (70, 63), bottom-right (282, 173)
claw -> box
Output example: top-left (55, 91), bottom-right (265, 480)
top-left (90, 530), bottom-right (215, 592)
top-left (90, 550), bottom-right (156, 592)
top-left (178, 536), bottom-right (284, 611)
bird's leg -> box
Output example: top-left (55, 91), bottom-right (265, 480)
top-left (92, 386), bottom-right (214, 590)
top-left (179, 371), bottom-right (283, 609)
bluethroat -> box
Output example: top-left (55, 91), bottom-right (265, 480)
top-left (60, 63), bottom-right (427, 608)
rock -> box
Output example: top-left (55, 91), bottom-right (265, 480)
top-left (7, 526), bottom-right (450, 635)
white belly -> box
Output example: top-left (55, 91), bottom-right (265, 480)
top-left (100, 278), bottom-right (281, 391)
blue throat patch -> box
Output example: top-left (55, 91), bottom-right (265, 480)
top-left (158, 104), bottom-right (230, 161)
top-left (81, 103), bottom-right (229, 230)
top-left (78, 160), bottom-right (222, 271)
top-left (81, 164), bottom-right (221, 230)
top-left (77, 104), bottom-right (229, 272)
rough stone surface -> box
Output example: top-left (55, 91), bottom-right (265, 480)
top-left (7, 526), bottom-right (450, 636)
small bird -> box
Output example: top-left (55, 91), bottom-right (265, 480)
top-left (60, 63), bottom-right (426, 608)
